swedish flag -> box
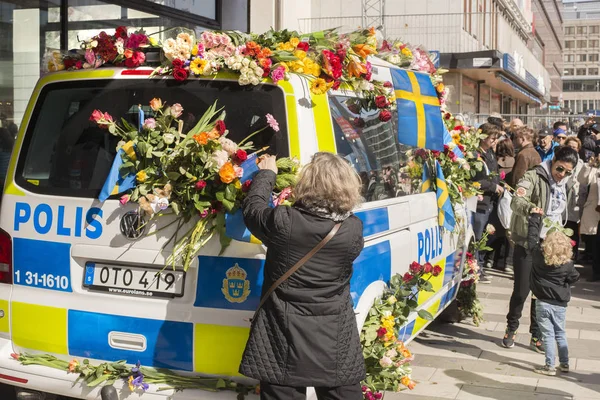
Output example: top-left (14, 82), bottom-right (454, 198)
top-left (421, 160), bottom-right (456, 231)
top-left (392, 69), bottom-right (445, 151)
top-left (98, 148), bottom-right (136, 202)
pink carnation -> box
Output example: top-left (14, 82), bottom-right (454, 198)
top-left (270, 66), bottom-right (286, 84)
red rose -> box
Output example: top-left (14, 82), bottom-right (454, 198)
top-left (242, 180), bottom-right (252, 192)
top-left (444, 113), bottom-right (452, 120)
top-left (375, 95), bottom-right (388, 109)
top-left (172, 59), bottom-right (184, 69)
top-left (432, 265), bottom-right (443, 277)
top-left (353, 117), bottom-right (365, 128)
top-left (444, 144), bottom-right (450, 152)
top-left (75, 61), bottom-right (83, 69)
top-left (378, 110), bottom-right (392, 122)
top-left (332, 80), bottom-right (341, 90)
top-left (409, 261), bottom-right (422, 275)
top-left (195, 180), bottom-right (207, 190)
top-left (215, 120), bottom-right (226, 135)
top-left (297, 42), bottom-right (309, 51)
top-left (124, 57), bottom-right (137, 68)
top-left (402, 272), bottom-right (414, 283)
top-left (172, 67), bottom-right (188, 82)
top-left (458, 144), bottom-right (465, 152)
top-left (466, 252), bottom-right (473, 258)
top-left (383, 81), bottom-right (393, 88)
top-left (431, 150), bottom-right (441, 157)
top-left (347, 103), bottom-right (361, 114)
top-left (132, 51), bottom-right (145, 66)
top-left (236, 149), bottom-right (248, 162)
top-left (115, 26), bottom-right (128, 39)
top-left (376, 327), bottom-right (387, 338)
top-left (423, 262), bottom-right (433, 274)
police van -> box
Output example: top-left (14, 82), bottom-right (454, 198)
top-left (0, 59), bottom-right (472, 399)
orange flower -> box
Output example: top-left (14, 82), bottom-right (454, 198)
top-left (436, 83), bottom-right (445, 93)
top-left (369, 27), bottom-right (376, 36)
top-left (352, 44), bottom-right (377, 59)
top-left (348, 57), bottom-right (367, 78)
top-left (123, 49), bottom-right (134, 58)
top-left (219, 162), bottom-right (236, 184)
top-left (259, 48), bottom-right (273, 58)
top-left (407, 380), bottom-right (416, 390)
top-left (246, 41), bottom-right (262, 57)
top-left (402, 348), bottom-right (412, 358)
top-left (206, 127), bottom-right (220, 140)
top-left (68, 359), bottom-right (79, 373)
top-left (193, 132), bottom-right (209, 145)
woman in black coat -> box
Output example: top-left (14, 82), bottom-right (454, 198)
top-left (239, 152), bottom-right (366, 400)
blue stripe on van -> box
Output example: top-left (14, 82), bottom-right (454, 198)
top-left (13, 238), bottom-right (72, 292)
top-left (68, 310), bottom-right (193, 371)
top-left (350, 240), bottom-right (392, 307)
top-left (194, 256), bottom-right (264, 310)
top-left (438, 282), bottom-right (459, 313)
top-left (355, 208), bottom-right (390, 237)
top-left (397, 319), bottom-right (416, 343)
top-left (443, 252), bottom-right (457, 286)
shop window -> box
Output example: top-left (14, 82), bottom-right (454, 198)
top-left (577, 54), bottom-right (588, 62)
top-left (578, 40), bottom-right (588, 48)
top-left (577, 68), bottom-right (587, 76)
top-left (145, 0), bottom-right (216, 20)
top-left (578, 26), bottom-right (588, 35)
top-left (565, 40), bottom-right (575, 49)
top-left (565, 26), bottom-right (575, 35)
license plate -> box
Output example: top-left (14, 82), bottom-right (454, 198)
top-left (83, 263), bottom-right (185, 298)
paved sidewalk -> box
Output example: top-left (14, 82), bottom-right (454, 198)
top-left (386, 264), bottom-right (600, 400)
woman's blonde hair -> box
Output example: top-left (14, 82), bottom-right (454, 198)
top-left (293, 152), bottom-right (362, 214)
top-left (565, 137), bottom-right (582, 151)
top-left (542, 231), bottom-right (573, 266)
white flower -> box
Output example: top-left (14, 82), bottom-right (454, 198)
top-left (379, 356), bottom-right (393, 368)
top-left (241, 58), bottom-right (250, 67)
top-left (447, 142), bottom-right (456, 150)
top-left (387, 295), bottom-right (397, 305)
top-left (382, 310), bottom-right (392, 318)
top-left (385, 349), bottom-right (398, 358)
top-left (240, 66), bottom-right (251, 75)
top-left (239, 76), bottom-right (251, 85)
top-left (250, 76), bottom-right (260, 85)
top-left (211, 149), bottom-right (229, 169)
top-left (485, 224), bottom-right (496, 235)
top-left (219, 137), bottom-right (238, 155)
top-left (357, 80), bottom-right (374, 91)
top-left (387, 54), bottom-right (401, 64)
top-left (232, 62), bottom-right (242, 70)
top-left (254, 67), bottom-right (264, 77)
top-left (163, 133), bottom-right (175, 145)
top-left (249, 60), bottom-right (258, 69)
top-left (115, 37), bottom-right (124, 55)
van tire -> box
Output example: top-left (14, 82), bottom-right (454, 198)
top-left (438, 299), bottom-right (463, 324)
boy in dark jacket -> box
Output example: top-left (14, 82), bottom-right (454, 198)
top-left (528, 213), bottom-right (580, 376)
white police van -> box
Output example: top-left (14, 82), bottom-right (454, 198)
top-left (0, 59), bottom-right (471, 399)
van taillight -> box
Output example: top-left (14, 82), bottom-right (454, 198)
top-left (0, 229), bottom-right (12, 284)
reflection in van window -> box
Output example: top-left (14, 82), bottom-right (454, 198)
top-left (16, 79), bottom-right (289, 198)
top-left (329, 95), bottom-right (418, 202)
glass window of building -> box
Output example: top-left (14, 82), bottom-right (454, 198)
top-left (577, 68), bottom-right (588, 75)
top-left (565, 26), bottom-right (575, 35)
top-left (578, 26), bottom-right (588, 35)
top-left (590, 40), bottom-right (600, 48)
top-left (564, 68), bottom-right (574, 76)
top-left (565, 54), bottom-right (575, 62)
top-left (577, 54), bottom-right (588, 62)
top-left (565, 40), bottom-right (575, 49)
top-left (578, 40), bottom-right (588, 48)
top-left (591, 26), bottom-right (600, 34)
top-left (590, 68), bottom-right (599, 76)
top-left (591, 54), bottom-right (600, 62)
top-left (145, 0), bottom-right (216, 19)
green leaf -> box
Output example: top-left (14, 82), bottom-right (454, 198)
top-left (171, 201), bottom-right (180, 215)
top-left (417, 309), bottom-right (434, 321)
top-left (87, 374), bottom-right (111, 387)
top-left (216, 191), bottom-right (225, 202)
top-left (146, 145), bottom-right (153, 159)
top-left (225, 184), bottom-right (237, 201)
top-left (216, 379), bottom-right (227, 389)
top-left (221, 198), bottom-right (235, 212)
top-left (420, 280), bottom-right (434, 292)
top-left (166, 172), bottom-right (181, 180)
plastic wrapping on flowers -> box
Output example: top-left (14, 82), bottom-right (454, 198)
top-left (360, 261), bottom-right (443, 398)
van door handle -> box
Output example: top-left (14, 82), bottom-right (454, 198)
top-left (108, 331), bottom-right (147, 352)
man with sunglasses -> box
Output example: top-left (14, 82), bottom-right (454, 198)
top-left (553, 121), bottom-right (569, 145)
top-left (536, 128), bottom-right (559, 163)
top-left (503, 146), bottom-right (579, 353)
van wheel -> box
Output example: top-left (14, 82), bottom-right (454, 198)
top-left (438, 299), bottom-right (463, 324)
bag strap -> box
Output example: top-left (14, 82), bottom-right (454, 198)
top-left (252, 222), bottom-right (342, 320)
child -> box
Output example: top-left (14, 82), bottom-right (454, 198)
top-left (528, 212), bottom-right (580, 376)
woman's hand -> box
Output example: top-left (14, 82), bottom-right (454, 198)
top-left (530, 207), bottom-right (544, 215)
top-left (258, 155), bottom-right (278, 174)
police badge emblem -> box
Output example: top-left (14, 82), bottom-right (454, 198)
top-left (222, 263), bottom-right (250, 303)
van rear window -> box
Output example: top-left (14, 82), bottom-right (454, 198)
top-left (16, 79), bottom-right (289, 198)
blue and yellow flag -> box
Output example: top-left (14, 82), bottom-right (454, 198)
top-left (442, 125), bottom-right (464, 158)
top-left (421, 160), bottom-right (456, 231)
top-left (392, 69), bottom-right (445, 151)
top-left (98, 149), bottom-right (136, 202)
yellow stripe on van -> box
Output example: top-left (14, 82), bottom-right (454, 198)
top-left (5, 69), bottom-right (116, 197)
top-left (12, 302), bottom-right (68, 355)
top-left (309, 93), bottom-right (336, 152)
top-left (0, 300), bottom-right (8, 333)
top-left (412, 257), bottom-right (448, 334)
top-left (279, 81), bottom-right (301, 159)
top-left (193, 324), bottom-right (249, 376)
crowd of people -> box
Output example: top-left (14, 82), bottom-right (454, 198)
top-left (471, 113), bottom-right (600, 376)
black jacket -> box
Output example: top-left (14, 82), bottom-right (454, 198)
top-left (473, 147), bottom-right (499, 213)
top-left (577, 125), bottom-right (598, 162)
top-left (239, 170), bottom-right (366, 386)
top-left (528, 213), bottom-right (580, 307)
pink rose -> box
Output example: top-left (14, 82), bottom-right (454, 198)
top-left (234, 165), bottom-right (243, 178)
top-left (270, 66), bottom-right (286, 84)
top-left (500, 171), bottom-right (506, 181)
top-left (90, 109), bottom-right (104, 123)
top-left (119, 194), bottom-right (130, 206)
top-left (170, 103), bottom-right (184, 118)
top-left (143, 118), bottom-right (156, 130)
top-left (195, 180), bottom-right (207, 190)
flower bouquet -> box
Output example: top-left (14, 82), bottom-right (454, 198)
top-left (90, 98), bottom-right (298, 271)
top-left (456, 252), bottom-right (484, 326)
top-left (360, 261), bottom-right (442, 398)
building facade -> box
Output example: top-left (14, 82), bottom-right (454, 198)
top-left (252, 0), bottom-right (557, 118)
top-left (562, 0), bottom-right (600, 114)
top-left (0, 0), bottom-right (249, 131)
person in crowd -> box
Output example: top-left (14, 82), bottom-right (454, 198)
top-left (577, 117), bottom-right (599, 162)
top-left (508, 127), bottom-right (542, 188)
top-left (484, 138), bottom-right (515, 272)
top-left (536, 128), bottom-right (559, 162)
top-left (508, 118), bottom-right (524, 140)
top-left (578, 155), bottom-right (600, 280)
top-left (553, 122), bottom-right (568, 146)
top-left (528, 213), bottom-right (580, 376)
top-left (472, 123), bottom-right (503, 284)
top-left (564, 137), bottom-right (585, 260)
top-left (240, 153), bottom-right (365, 400)
top-left (503, 146), bottom-right (579, 352)
top-left (488, 112), bottom-right (505, 131)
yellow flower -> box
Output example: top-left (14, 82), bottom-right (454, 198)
top-left (275, 42), bottom-right (285, 50)
top-left (190, 58), bottom-right (208, 75)
top-left (219, 162), bottom-right (236, 184)
top-left (148, 36), bottom-right (158, 46)
top-left (294, 50), bottom-right (307, 60)
top-left (310, 78), bottom-right (333, 95)
top-left (136, 170), bottom-right (148, 183)
top-left (401, 47), bottom-right (413, 57)
top-left (436, 83), bottom-right (445, 93)
top-left (290, 37), bottom-right (300, 47)
top-left (234, 179), bottom-right (242, 189)
top-left (473, 182), bottom-right (481, 189)
top-left (290, 60), bottom-right (305, 73)
top-left (311, 64), bottom-right (321, 77)
top-left (121, 140), bottom-right (137, 161)
top-left (128, 375), bottom-right (135, 391)
top-left (191, 44), bottom-right (199, 56)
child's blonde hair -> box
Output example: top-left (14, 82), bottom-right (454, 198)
top-left (542, 231), bottom-right (573, 266)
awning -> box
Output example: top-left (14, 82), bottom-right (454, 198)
top-left (498, 75), bottom-right (542, 104)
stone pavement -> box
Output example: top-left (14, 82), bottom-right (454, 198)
top-left (386, 265), bottom-right (600, 400)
